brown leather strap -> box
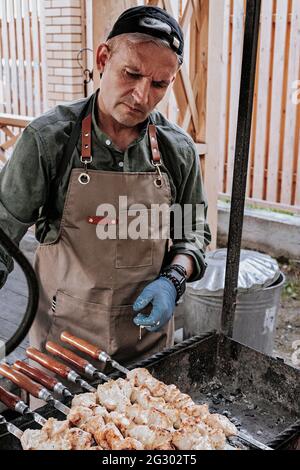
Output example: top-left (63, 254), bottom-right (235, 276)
top-left (82, 117), bottom-right (161, 164)
top-left (81, 114), bottom-right (92, 161)
top-left (148, 124), bottom-right (161, 164)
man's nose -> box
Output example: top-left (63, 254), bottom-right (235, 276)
top-left (132, 78), bottom-right (150, 106)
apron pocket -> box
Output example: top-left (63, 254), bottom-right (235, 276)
top-left (45, 290), bottom-right (110, 354)
top-left (116, 209), bottom-right (153, 268)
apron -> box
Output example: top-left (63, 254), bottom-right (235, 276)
top-left (29, 92), bottom-right (174, 368)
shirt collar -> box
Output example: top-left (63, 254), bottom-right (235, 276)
top-left (91, 90), bottom-right (150, 150)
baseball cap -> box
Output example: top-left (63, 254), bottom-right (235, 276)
top-left (107, 6), bottom-right (184, 58)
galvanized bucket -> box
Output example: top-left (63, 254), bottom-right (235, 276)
top-left (183, 249), bottom-right (285, 355)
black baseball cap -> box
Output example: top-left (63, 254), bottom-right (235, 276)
top-left (107, 6), bottom-right (184, 58)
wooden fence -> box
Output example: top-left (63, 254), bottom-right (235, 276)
top-left (218, 0), bottom-right (300, 213)
top-left (1, 0), bottom-right (299, 218)
top-left (0, 0), bottom-right (47, 118)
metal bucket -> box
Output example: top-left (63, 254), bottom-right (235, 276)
top-left (183, 272), bottom-right (285, 355)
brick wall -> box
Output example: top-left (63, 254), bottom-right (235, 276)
top-left (43, 0), bottom-right (85, 108)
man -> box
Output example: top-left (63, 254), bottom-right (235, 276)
top-left (0, 6), bottom-right (210, 365)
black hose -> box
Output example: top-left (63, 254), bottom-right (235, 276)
top-left (0, 226), bottom-right (39, 356)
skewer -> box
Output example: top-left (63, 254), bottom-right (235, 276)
top-left (233, 430), bottom-right (273, 451)
top-left (46, 341), bottom-right (109, 382)
top-left (0, 364), bottom-right (70, 416)
top-left (13, 361), bottom-right (73, 399)
top-left (0, 385), bottom-right (46, 426)
top-left (61, 331), bottom-right (129, 375)
top-left (0, 414), bottom-right (23, 441)
top-left (26, 347), bottom-right (96, 393)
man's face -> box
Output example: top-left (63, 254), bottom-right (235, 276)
top-left (96, 40), bottom-right (178, 127)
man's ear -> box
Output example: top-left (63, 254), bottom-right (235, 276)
top-left (96, 43), bottom-right (110, 73)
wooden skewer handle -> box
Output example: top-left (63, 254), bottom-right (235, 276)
top-left (13, 361), bottom-right (58, 391)
top-left (46, 341), bottom-right (90, 373)
top-left (26, 347), bottom-right (72, 379)
top-left (0, 364), bottom-right (43, 398)
top-left (60, 331), bottom-right (104, 360)
top-left (0, 385), bottom-right (21, 410)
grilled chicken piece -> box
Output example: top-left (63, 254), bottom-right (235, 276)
top-left (68, 428), bottom-right (93, 450)
top-left (68, 406), bottom-right (94, 427)
top-left (125, 403), bottom-right (173, 430)
top-left (191, 436), bottom-right (214, 450)
top-left (93, 405), bottom-right (109, 419)
top-left (93, 422), bottom-right (124, 449)
top-left (172, 428), bottom-right (211, 450)
top-left (126, 424), bottom-right (156, 449)
top-left (21, 418), bottom-right (93, 451)
top-left (21, 429), bottom-right (56, 450)
top-left (43, 417), bottom-right (69, 438)
top-left (125, 403), bottom-right (149, 425)
top-left (113, 437), bottom-right (144, 450)
top-left (180, 416), bottom-right (209, 435)
top-left (171, 429), bottom-right (195, 450)
top-left (163, 384), bottom-right (182, 403)
top-left (146, 408), bottom-right (173, 430)
top-left (114, 378), bottom-right (134, 400)
top-left (71, 392), bottom-right (97, 409)
top-left (204, 413), bottom-right (238, 437)
top-left (172, 395), bottom-right (195, 409)
top-left (97, 381), bottom-right (130, 412)
top-left (131, 385), bottom-right (165, 409)
top-left (106, 411), bottom-right (131, 435)
top-left (21, 428), bottom-right (72, 451)
top-left (148, 427), bottom-right (174, 450)
top-left (82, 415), bottom-right (106, 435)
top-left (180, 403), bottom-right (209, 419)
top-left (127, 368), bottom-right (167, 397)
top-left (208, 428), bottom-right (227, 449)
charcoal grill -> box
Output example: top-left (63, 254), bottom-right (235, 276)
top-left (0, 0), bottom-right (299, 452)
top-left (0, 332), bottom-right (299, 450)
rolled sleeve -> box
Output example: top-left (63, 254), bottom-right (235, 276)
top-left (0, 125), bottom-right (50, 274)
top-left (168, 141), bottom-right (211, 282)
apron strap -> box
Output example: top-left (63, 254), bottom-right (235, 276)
top-left (41, 90), bottom-right (96, 220)
top-left (56, 90), bottom-right (96, 186)
top-left (148, 124), bottom-right (161, 165)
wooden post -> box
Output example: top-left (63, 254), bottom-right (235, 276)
top-left (91, 0), bottom-right (138, 91)
top-left (205, 0), bottom-right (229, 249)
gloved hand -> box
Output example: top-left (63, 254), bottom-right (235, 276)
top-left (133, 277), bottom-right (177, 332)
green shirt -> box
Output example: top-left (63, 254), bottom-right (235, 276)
top-left (0, 92), bottom-right (211, 283)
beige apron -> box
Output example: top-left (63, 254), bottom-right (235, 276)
top-left (30, 97), bottom-right (174, 368)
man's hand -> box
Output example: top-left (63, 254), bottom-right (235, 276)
top-left (133, 277), bottom-right (177, 332)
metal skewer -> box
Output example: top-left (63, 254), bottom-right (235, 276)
top-left (0, 385), bottom-right (46, 426)
top-left (13, 361), bottom-right (73, 399)
top-left (0, 414), bottom-right (23, 441)
top-left (46, 341), bottom-right (109, 382)
top-left (61, 331), bottom-right (129, 375)
top-left (26, 347), bottom-right (96, 393)
top-left (0, 364), bottom-right (70, 416)
top-left (234, 430), bottom-right (273, 451)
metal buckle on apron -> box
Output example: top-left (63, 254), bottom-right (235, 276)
top-left (78, 155), bottom-right (92, 185)
top-left (152, 161), bottom-right (163, 188)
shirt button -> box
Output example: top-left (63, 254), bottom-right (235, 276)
top-left (105, 139), bottom-right (111, 146)
top-left (118, 161), bottom-right (124, 168)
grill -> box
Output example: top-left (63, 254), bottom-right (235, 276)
top-left (0, 332), bottom-right (299, 450)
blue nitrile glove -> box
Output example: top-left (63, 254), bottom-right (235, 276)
top-left (133, 277), bottom-right (177, 332)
